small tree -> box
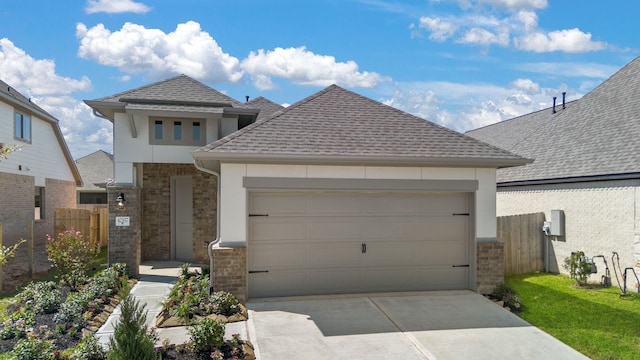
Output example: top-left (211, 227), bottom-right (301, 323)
top-left (0, 239), bottom-right (26, 265)
top-left (563, 251), bottom-right (592, 286)
top-left (46, 229), bottom-right (100, 291)
top-left (107, 294), bottom-right (159, 360)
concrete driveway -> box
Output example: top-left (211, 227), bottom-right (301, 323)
top-left (246, 291), bottom-right (588, 360)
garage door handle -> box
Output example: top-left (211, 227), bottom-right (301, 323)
top-left (249, 270), bottom-right (269, 274)
top-left (362, 243), bottom-right (367, 253)
top-left (452, 264), bottom-right (470, 268)
top-left (249, 214), bottom-right (269, 217)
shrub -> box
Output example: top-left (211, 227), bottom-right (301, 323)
top-left (188, 318), bottom-right (225, 354)
top-left (11, 337), bottom-right (57, 360)
top-left (46, 229), bottom-right (100, 291)
top-left (71, 335), bottom-right (106, 360)
top-left (491, 283), bottom-right (522, 311)
top-left (563, 251), bottom-right (592, 285)
top-left (106, 294), bottom-right (158, 360)
top-left (18, 281), bottom-right (61, 314)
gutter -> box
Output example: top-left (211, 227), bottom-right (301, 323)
top-left (193, 159), bottom-right (222, 293)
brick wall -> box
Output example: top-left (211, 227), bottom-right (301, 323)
top-left (211, 247), bottom-right (247, 302)
top-left (477, 241), bottom-right (504, 294)
top-left (141, 163), bottom-right (217, 264)
top-left (108, 187), bottom-right (141, 278)
top-left (0, 173), bottom-right (76, 289)
top-left (498, 180), bottom-right (640, 285)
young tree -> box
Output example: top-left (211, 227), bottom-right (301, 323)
top-left (107, 294), bottom-right (159, 360)
top-left (0, 143), bottom-right (21, 161)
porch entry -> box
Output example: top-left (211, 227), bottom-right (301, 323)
top-left (172, 176), bottom-right (194, 261)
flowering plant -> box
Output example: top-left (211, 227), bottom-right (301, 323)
top-left (46, 229), bottom-right (100, 291)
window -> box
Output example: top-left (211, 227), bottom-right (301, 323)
top-left (15, 111), bottom-right (31, 142)
top-left (193, 122), bottom-right (201, 141)
top-left (149, 118), bottom-right (206, 146)
top-left (155, 120), bottom-right (163, 140)
top-left (35, 187), bottom-right (44, 220)
top-left (174, 121), bottom-right (182, 140)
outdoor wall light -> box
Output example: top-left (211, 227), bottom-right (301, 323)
top-left (115, 193), bottom-right (126, 210)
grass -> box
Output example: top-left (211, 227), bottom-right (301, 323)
top-left (0, 246), bottom-right (108, 315)
top-left (507, 273), bottom-right (640, 360)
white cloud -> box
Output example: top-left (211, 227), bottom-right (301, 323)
top-left (240, 46), bottom-right (389, 90)
top-left (418, 17), bottom-right (458, 41)
top-left (515, 28), bottom-right (608, 53)
top-left (381, 79), bottom-right (578, 132)
top-left (0, 38), bottom-right (91, 96)
top-left (76, 21), bottom-right (243, 83)
top-left (416, 2), bottom-right (608, 53)
top-left (0, 38), bottom-right (111, 158)
top-left (85, 0), bottom-right (151, 14)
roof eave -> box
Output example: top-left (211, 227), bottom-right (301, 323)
top-left (498, 171), bottom-right (640, 187)
top-left (84, 100), bottom-right (126, 122)
top-left (191, 151), bottom-right (531, 168)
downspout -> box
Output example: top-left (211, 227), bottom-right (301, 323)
top-left (193, 159), bottom-right (222, 293)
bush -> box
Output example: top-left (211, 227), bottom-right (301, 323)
top-left (209, 291), bottom-right (240, 316)
top-left (46, 229), bottom-right (100, 291)
top-left (11, 337), bottom-right (57, 360)
top-left (491, 283), bottom-right (522, 311)
top-left (71, 335), bottom-right (106, 360)
top-left (106, 294), bottom-right (158, 360)
top-left (188, 318), bottom-right (225, 354)
top-left (563, 251), bottom-right (592, 285)
top-left (18, 281), bottom-right (61, 314)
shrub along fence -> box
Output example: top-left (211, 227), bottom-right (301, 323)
top-left (498, 212), bottom-right (546, 275)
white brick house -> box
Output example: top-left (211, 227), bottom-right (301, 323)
top-left (467, 56), bottom-right (640, 287)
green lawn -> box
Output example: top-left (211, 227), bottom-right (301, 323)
top-left (507, 273), bottom-right (640, 360)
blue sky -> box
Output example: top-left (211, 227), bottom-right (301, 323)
top-left (1, 0), bottom-right (638, 158)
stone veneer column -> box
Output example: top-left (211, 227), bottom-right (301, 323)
top-left (211, 247), bottom-right (247, 302)
top-left (108, 187), bottom-right (141, 278)
top-left (477, 241), bottom-right (504, 294)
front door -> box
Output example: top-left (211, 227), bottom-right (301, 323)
top-left (173, 176), bottom-right (194, 261)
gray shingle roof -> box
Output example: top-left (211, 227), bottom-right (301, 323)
top-left (94, 74), bottom-right (241, 105)
top-left (75, 150), bottom-right (113, 191)
top-left (467, 56), bottom-right (640, 184)
top-left (195, 85), bottom-right (528, 167)
top-left (240, 96), bottom-right (285, 120)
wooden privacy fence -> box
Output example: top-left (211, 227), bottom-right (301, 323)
top-left (54, 208), bottom-right (108, 246)
top-left (497, 212), bottom-right (546, 275)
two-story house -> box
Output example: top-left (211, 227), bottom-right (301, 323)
top-left (84, 75), bottom-right (283, 276)
top-left (0, 79), bottom-right (82, 288)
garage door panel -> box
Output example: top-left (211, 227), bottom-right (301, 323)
top-left (361, 193), bottom-right (468, 215)
top-left (249, 271), bottom-right (308, 298)
top-left (361, 217), bottom-right (467, 241)
top-left (250, 192), bottom-right (308, 214)
top-left (309, 193), bottom-right (362, 214)
top-left (249, 243), bottom-right (307, 268)
top-left (307, 241), bottom-right (363, 267)
top-left (250, 219), bottom-right (306, 241)
top-left (308, 218), bottom-right (362, 240)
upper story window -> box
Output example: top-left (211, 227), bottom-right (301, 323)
top-left (149, 118), bottom-right (205, 146)
top-left (15, 111), bottom-right (32, 142)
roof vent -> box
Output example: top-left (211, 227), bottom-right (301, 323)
top-left (552, 96), bottom-right (557, 114)
top-left (562, 92), bottom-right (566, 109)
top-left (245, 96), bottom-right (250, 102)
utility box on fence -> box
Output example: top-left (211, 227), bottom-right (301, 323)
top-left (550, 209), bottom-right (565, 236)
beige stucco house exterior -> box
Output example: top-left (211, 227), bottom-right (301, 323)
top-left (86, 76), bottom-right (528, 300)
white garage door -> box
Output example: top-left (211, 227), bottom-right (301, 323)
top-left (248, 191), bottom-right (471, 298)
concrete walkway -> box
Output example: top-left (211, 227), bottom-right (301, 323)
top-left (247, 291), bottom-right (589, 360)
top-left (95, 262), bottom-right (247, 349)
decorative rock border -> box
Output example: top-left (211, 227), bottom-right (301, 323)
top-left (155, 303), bottom-right (249, 328)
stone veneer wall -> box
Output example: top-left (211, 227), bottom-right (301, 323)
top-left (108, 187), bottom-right (141, 278)
top-left (477, 241), bottom-right (504, 294)
top-left (141, 163), bottom-right (217, 264)
top-left (0, 174), bottom-right (76, 289)
top-left (211, 247), bottom-right (247, 302)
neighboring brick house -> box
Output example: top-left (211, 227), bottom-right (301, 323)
top-left (75, 150), bottom-right (113, 209)
top-left (467, 56), bottom-right (640, 286)
top-left (84, 75), bottom-right (283, 276)
top-left (0, 79), bottom-right (82, 288)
